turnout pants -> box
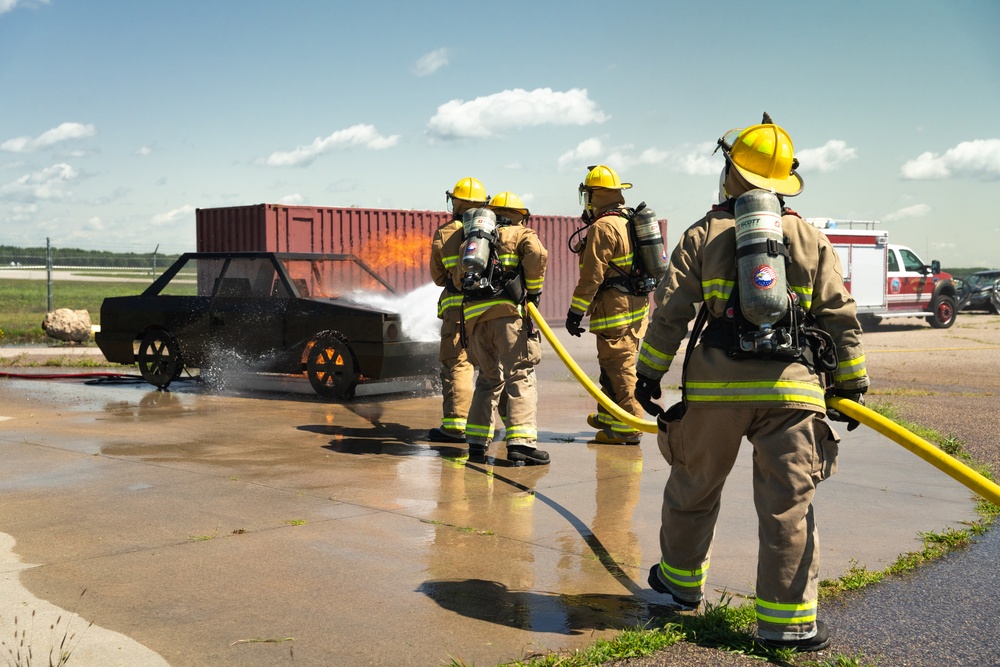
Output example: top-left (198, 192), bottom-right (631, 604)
top-left (438, 310), bottom-right (473, 434)
top-left (594, 330), bottom-right (643, 436)
top-left (655, 406), bottom-right (840, 641)
top-left (464, 315), bottom-right (541, 446)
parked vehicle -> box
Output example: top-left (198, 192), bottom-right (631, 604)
top-left (95, 252), bottom-right (438, 397)
top-left (809, 220), bottom-right (958, 329)
top-left (956, 269), bottom-right (1000, 313)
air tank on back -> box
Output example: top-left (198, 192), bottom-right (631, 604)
top-left (632, 202), bottom-right (668, 290)
top-left (460, 207), bottom-right (497, 276)
top-left (734, 189), bottom-right (788, 327)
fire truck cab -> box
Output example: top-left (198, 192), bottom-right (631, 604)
top-left (809, 219), bottom-right (958, 329)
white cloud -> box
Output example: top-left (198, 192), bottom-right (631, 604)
top-left (137, 146), bottom-right (152, 156)
top-left (884, 203), bottom-right (931, 222)
top-left (557, 138), bottom-right (603, 170)
top-left (151, 205), bottom-right (194, 226)
top-left (428, 88), bottom-right (608, 139)
top-left (278, 193), bottom-right (303, 205)
top-left (413, 48), bottom-right (448, 76)
top-left (900, 139), bottom-right (1000, 180)
top-left (796, 140), bottom-right (857, 172)
top-left (1, 122), bottom-right (96, 153)
top-left (264, 124), bottom-right (400, 167)
top-left (1, 0), bottom-right (49, 16)
top-left (0, 162), bottom-right (77, 200)
top-left (673, 142), bottom-right (721, 176)
top-left (84, 216), bottom-right (105, 231)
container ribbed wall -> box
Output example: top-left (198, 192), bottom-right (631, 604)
top-left (196, 204), bottom-right (666, 321)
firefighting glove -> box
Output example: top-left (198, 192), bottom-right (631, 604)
top-left (526, 292), bottom-right (541, 306)
top-left (826, 388), bottom-right (865, 432)
top-left (634, 374), bottom-right (663, 417)
top-left (565, 311), bottom-right (585, 337)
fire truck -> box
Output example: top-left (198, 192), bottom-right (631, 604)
top-left (808, 219), bottom-right (958, 329)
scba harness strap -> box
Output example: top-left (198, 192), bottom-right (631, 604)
top-left (701, 287), bottom-right (838, 375)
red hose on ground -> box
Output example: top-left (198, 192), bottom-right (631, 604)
top-left (0, 371), bottom-right (137, 380)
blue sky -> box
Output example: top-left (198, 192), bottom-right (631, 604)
top-left (1, 0), bottom-right (998, 267)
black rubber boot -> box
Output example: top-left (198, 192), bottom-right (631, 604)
top-left (646, 565), bottom-right (700, 612)
top-left (758, 620), bottom-right (831, 652)
top-left (506, 445), bottom-right (550, 466)
top-left (467, 444), bottom-right (489, 463)
top-left (428, 427), bottom-right (466, 443)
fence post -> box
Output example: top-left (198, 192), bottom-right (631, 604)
top-left (46, 237), bottom-right (52, 313)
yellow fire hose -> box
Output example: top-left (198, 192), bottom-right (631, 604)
top-left (826, 396), bottom-right (1000, 506)
top-left (526, 302), bottom-right (1000, 507)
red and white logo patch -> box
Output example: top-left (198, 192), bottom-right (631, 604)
top-left (753, 265), bottom-right (778, 290)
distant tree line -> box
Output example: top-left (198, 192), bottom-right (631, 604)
top-left (0, 245), bottom-right (182, 269)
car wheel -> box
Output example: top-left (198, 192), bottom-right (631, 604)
top-left (927, 294), bottom-right (957, 329)
top-left (137, 329), bottom-right (184, 389)
top-left (306, 332), bottom-right (359, 399)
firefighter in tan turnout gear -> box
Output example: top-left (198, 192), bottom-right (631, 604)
top-left (454, 192), bottom-right (549, 465)
top-left (634, 116), bottom-right (869, 652)
top-left (566, 165), bottom-right (649, 445)
top-left (427, 177), bottom-right (487, 443)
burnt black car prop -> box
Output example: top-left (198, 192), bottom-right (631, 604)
top-left (956, 269), bottom-right (1000, 313)
top-left (96, 252), bottom-right (437, 398)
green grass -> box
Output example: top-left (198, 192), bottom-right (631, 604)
top-left (0, 279), bottom-right (145, 341)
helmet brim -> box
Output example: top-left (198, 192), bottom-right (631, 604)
top-left (732, 163), bottom-right (804, 197)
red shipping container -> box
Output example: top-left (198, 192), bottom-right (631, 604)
top-left (196, 204), bottom-right (666, 321)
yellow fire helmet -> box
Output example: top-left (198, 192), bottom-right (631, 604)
top-left (446, 177), bottom-right (488, 207)
top-left (487, 191), bottom-right (529, 215)
top-left (579, 164), bottom-right (631, 205)
top-left (718, 122), bottom-right (803, 197)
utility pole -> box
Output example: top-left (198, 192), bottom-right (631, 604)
top-left (152, 243), bottom-right (159, 276)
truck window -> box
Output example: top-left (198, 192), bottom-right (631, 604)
top-left (887, 251), bottom-right (898, 272)
top-left (899, 248), bottom-right (925, 272)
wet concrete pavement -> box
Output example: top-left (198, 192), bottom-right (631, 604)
top-left (0, 337), bottom-right (988, 666)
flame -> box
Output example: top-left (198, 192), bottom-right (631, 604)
top-left (357, 234), bottom-right (430, 271)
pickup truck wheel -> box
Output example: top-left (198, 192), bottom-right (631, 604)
top-left (927, 294), bottom-right (957, 329)
top-left (137, 329), bottom-right (184, 389)
top-left (306, 332), bottom-right (359, 400)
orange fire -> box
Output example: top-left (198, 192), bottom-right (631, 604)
top-left (357, 234), bottom-right (431, 271)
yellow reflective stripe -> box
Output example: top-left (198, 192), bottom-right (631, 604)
top-left (525, 277), bottom-right (544, 290)
top-left (756, 598), bottom-right (818, 624)
top-left (638, 341), bottom-right (672, 372)
top-left (463, 298), bottom-right (516, 320)
top-left (442, 255), bottom-right (460, 269)
top-left (685, 380), bottom-right (826, 408)
top-left (660, 560), bottom-right (709, 588)
top-left (441, 417), bottom-right (466, 430)
top-left (504, 425), bottom-right (537, 440)
top-left (498, 253), bottom-right (518, 268)
top-left (570, 296), bottom-right (591, 314)
top-left (610, 253), bottom-right (633, 267)
top-left (437, 294), bottom-right (464, 317)
top-left (790, 284), bottom-right (812, 310)
top-left (834, 354), bottom-right (866, 381)
top-left (589, 304), bottom-right (648, 332)
top-left (702, 278), bottom-right (734, 301)
top-left (465, 423), bottom-right (494, 438)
